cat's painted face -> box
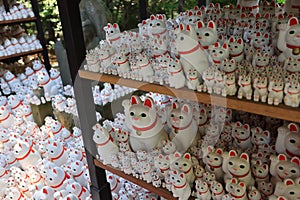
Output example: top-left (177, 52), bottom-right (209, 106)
top-left (252, 161), bottom-right (269, 178)
top-left (205, 151), bottom-right (223, 168)
top-left (286, 18), bottom-right (300, 46)
top-left (171, 153), bottom-right (192, 172)
top-left (195, 21), bottom-right (217, 47)
top-left (228, 37), bottom-right (243, 55)
top-left (252, 129), bottom-right (270, 146)
top-left (285, 132), bottom-right (300, 157)
top-left (195, 180), bottom-right (208, 192)
top-left (170, 171), bottom-right (186, 186)
top-left (168, 59), bottom-right (181, 72)
top-left (228, 151), bottom-right (250, 176)
top-left (226, 179), bottom-right (246, 197)
top-left (148, 14), bottom-right (166, 35)
top-left (253, 32), bottom-right (269, 48)
top-left (170, 104), bottom-right (192, 128)
top-left (210, 42), bottom-right (229, 62)
top-left (154, 154), bottom-right (170, 170)
top-left (275, 159), bottom-right (300, 180)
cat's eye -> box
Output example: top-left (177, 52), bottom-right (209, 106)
top-left (180, 36), bottom-right (184, 41)
top-left (229, 161), bottom-right (233, 165)
top-left (289, 139), bottom-right (296, 144)
top-left (214, 158), bottom-right (218, 161)
top-left (175, 162), bottom-right (178, 165)
top-left (156, 22), bottom-right (160, 26)
top-left (171, 114), bottom-right (174, 117)
top-left (130, 112), bottom-right (135, 116)
top-left (204, 33), bottom-right (210, 37)
top-left (149, 23), bottom-right (153, 26)
top-left (207, 155), bottom-right (210, 159)
top-left (289, 30), bottom-right (295, 34)
top-left (278, 166), bottom-right (283, 170)
top-left (240, 165), bottom-right (245, 169)
top-left (183, 163), bottom-right (187, 166)
top-left (291, 169), bottom-right (296, 173)
top-left (237, 189), bottom-right (240, 192)
top-left (289, 191), bottom-right (295, 195)
top-left (179, 116), bottom-right (184, 119)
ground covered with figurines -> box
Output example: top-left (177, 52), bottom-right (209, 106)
top-left (88, 1), bottom-right (300, 199)
top-left (0, 59), bottom-right (94, 200)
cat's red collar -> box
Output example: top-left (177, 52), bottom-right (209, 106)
top-left (178, 44), bottom-right (202, 55)
top-left (214, 188), bottom-right (224, 196)
top-left (96, 135), bottom-right (114, 147)
top-left (208, 163), bottom-right (222, 169)
top-left (198, 188), bottom-right (209, 195)
top-left (230, 51), bottom-right (243, 58)
top-left (170, 68), bottom-right (183, 76)
top-left (172, 119), bottom-right (193, 132)
top-left (287, 44), bottom-right (300, 49)
top-left (286, 149), bottom-right (299, 157)
top-left (235, 135), bottom-right (250, 142)
top-left (132, 114), bottom-right (159, 132)
top-left (231, 192), bottom-right (246, 199)
top-left (230, 169), bottom-right (250, 178)
top-left (173, 182), bottom-right (187, 190)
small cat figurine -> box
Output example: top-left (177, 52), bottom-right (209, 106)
top-left (186, 68), bottom-right (200, 90)
top-left (170, 170), bottom-right (191, 200)
top-left (248, 186), bottom-right (262, 200)
top-left (284, 81), bottom-right (300, 107)
top-left (103, 23), bottom-right (121, 48)
top-left (192, 179), bottom-right (211, 199)
top-left (251, 160), bottom-right (269, 184)
top-left (210, 180), bottom-right (225, 200)
top-left (225, 178), bottom-right (247, 200)
top-left (125, 95), bottom-right (168, 152)
top-left (228, 37), bottom-right (244, 63)
top-left (232, 121), bottom-right (252, 150)
top-left (148, 14), bottom-right (169, 41)
top-left (251, 127), bottom-right (270, 148)
top-left (195, 20), bottom-right (218, 50)
top-left (253, 76), bottom-right (268, 102)
top-left (226, 150), bottom-right (254, 187)
top-left (167, 58), bottom-right (185, 89)
top-left (284, 57), bottom-right (300, 75)
top-left (209, 42), bottom-right (230, 67)
top-left (168, 103), bottom-right (199, 153)
top-left (251, 32), bottom-right (270, 50)
top-left (225, 73), bottom-right (237, 96)
top-left (170, 152), bottom-right (195, 186)
top-left (269, 154), bottom-right (300, 184)
top-left (202, 67), bottom-right (215, 94)
top-left (204, 146), bottom-right (224, 183)
top-left (268, 78), bottom-right (284, 105)
top-left (136, 53), bottom-right (154, 81)
top-left (154, 154), bottom-right (170, 177)
top-left (238, 73), bottom-right (252, 100)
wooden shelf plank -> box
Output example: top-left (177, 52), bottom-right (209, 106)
top-left (0, 17), bottom-right (37, 26)
top-left (79, 70), bottom-right (300, 123)
top-left (0, 48), bottom-right (43, 62)
top-left (94, 159), bottom-right (195, 200)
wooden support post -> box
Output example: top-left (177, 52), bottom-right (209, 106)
top-left (139, 0), bottom-right (148, 21)
top-left (30, 0), bottom-right (51, 70)
top-left (57, 0), bottom-right (112, 199)
top-left (2, 0), bottom-right (9, 12)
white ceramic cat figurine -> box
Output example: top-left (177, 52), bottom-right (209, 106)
top-left (170, 170), bottom-right (191, 200)
top-left (136, 53), bottom-right (154, 81)
top-left (195, 20), bottom-right (218, 50)
top-left (251, 160), bottom-right (269, 184)
top-left (253, 76), bottom-right (268, 102)
top-left (224, 73), bottom-right (237, 96)
top-left (186, 68), bottom-right (200, 90)
top-left (192, 179), bottom-right (211, 199)
top-left (284, 81), bottom-right (300, 107)
top-left (277, 17), bottom-right (300, 62)
top-left (0, 106), bottom-right (14, 129)
top-left (154, 154), bottom-right (170, 177)
top-left (270, 154), bottom-right (300, 185)
top-left (210, 180), bottom-right (225, 200)
top-left (170, 152), bottom-right (195, 186)
top-left (276, 123), bottom-right (300, 158)
top-left (204, 146), bottom-right (224, 183)
top-left (167, 58), bottom-right (185, 89)
top-left (103, 23), bottom-right (121, 48)
top-left (14, 142), bottom-right (41, 170)
top-left (232, 121), bottom-right (252, 150)
top-left (226, 150), bottom-right (254, 187)
top-left (209, 42), bottom-right (230, 67)
top-left (202, 67), bottom-right (215, 94)
top-left (168, 103), bottom-right (198, 153)
top-left (147, 14), bottom-right (168, 41)
top-left (273, 178), bottom-right (300, 199)
top-left (238, 73), bottom-right (252, 100)
top-left (251, 127), bottom-right (270, 148)
top-left (125, 95), bottom-right (168, 152)
top-left (228, 37), bottom-right (244, 63)
top-left (174, 23), bottom-right (209, 75)
top-left (92, 123), bottom-right (119, 165)
top-left (225, 178), bottom-right (248, 200)
top-left (268, 78), bottom-right (284, 105)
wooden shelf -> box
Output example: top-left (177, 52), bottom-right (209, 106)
top-left (0, 17), bottom-right (37, 26)
top-left (0, 48), bottom-right (43, 62)
top-left (79, 70), bottom-right (300, 123)
top-left (94, 159), bottom-right (195, 200)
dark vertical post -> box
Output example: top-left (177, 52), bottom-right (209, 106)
top-left (198, 0), bottom-right (207, 7)
top-left (57, 0), bottom-right (112, 199)
top-left (30, 0), bottom-right (51, 70)
top-left (2, 0), bottom-right (10, 12)
top-left (139, 0), bottom-right (148, 21)
top-left (178, 0), bottom-right (185, 13)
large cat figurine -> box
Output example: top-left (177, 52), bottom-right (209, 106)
top-left (226, 150), bottom-right (254, 187)
top-left (270, 154), bottom-right (300, 185)
top-left (174, 23), bottom-right (209, 75)
top-left (124, 95), bottom-right (168, 152)
top-left (194, 20), bottom-right (218, 50)
top-left (277, 17), bottom-right (300, 62)
top-left (168, 102), bottom-right (199, 153)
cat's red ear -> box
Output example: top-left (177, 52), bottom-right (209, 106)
top-left (240, 153), bottom-right (249, 161)
top-left (207, 21), bottom-right (216, 29)
top-left (143, 97), bottom-right (153, 108)
top-left (229, 150), bottom-right (237, 157)
top-left (289, 17), bottom-right (299, 26)
top-left (131, 95), bottom-right (139, 105)
top-left (183, 153), bottom-right (191, 160)
top-left (182, 104), bottom-right (190, 113)
top-left (278, 154), bottom-right (287, 161)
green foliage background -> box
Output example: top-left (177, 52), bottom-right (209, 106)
top-left (19, 0), bottom-right (285, 49)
